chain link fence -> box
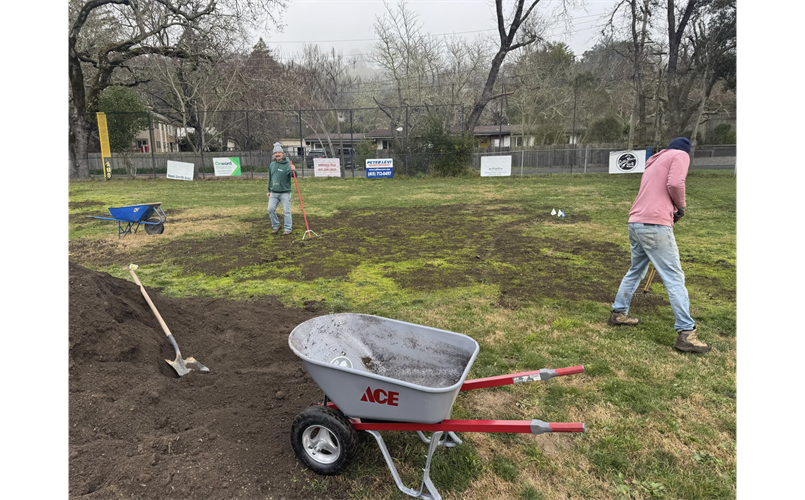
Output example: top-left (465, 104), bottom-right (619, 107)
top-left (70, 106), bottom-right (735, 179)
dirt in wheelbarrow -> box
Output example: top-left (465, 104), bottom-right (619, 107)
top-left (69, 262), bottom-right (339, 499)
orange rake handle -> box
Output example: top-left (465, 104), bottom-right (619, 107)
top-left (291, 164), bottom-right (311, 233)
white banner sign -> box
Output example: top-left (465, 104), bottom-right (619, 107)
top-left (480, 155), bottom-right (512, 177)
top-left (314, 157), bottom-right (341, 177)
top-left (167, 160), bottom-right (195, 181)
top-left (213, 157), bottom-right (241, 176)
top-left (609, 150), bottom-right (647, 174)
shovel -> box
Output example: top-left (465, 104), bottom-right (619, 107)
top-left (128, 264), bottom-right (209, 376)
top-left (633, 264), bottom-right (663, 304)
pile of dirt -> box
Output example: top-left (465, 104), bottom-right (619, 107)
top-left (68, 262), bottom-right (334, 499)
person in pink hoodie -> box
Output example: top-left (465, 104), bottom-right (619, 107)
top-left (607, 137), bottom-right (711, 353)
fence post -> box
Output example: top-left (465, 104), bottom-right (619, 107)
top-left (405, 105), bottom-right (409, 175)
top-left (460, 104), bottom-right (464, 136)
top-left (584, 146), bottom-right (588, 174)
top-left (520, 150), bottom-right (524, 176)
top-left (196, 109), bottom-right (205, 179)
top-left (246, 111), bottom-right (253, 180)
top-left (350, 109), bottom-right (355, 179)
top-left (147, 112), bottom-right (157, 178)
top-left (298, 110), bottom-right (305, 178)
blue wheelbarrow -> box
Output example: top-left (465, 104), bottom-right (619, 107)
top-left (87, 202), bottom-right (166, 238)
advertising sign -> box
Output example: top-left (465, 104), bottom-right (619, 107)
top-left (314, 157), bottom-right (342, 177)
top-left (167, 160), bottom-right (195, 181)
top-left (366, 158), bottom-right (394, 178)
top-left (609, 150), bottom-right (647, 174)
top-left (96, 112), bottom-right (112, 180)
top-left (480, 155), bottom-right (512, 177)
top-left (213, 157), bottom-right (241, 176)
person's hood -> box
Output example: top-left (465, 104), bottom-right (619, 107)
top-left (273, 157), bottom-right (290, 165)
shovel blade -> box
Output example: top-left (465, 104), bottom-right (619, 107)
top-left (166, 356), bottom-right (209, 376)
top-left (185, 357), bottom-right (210, 373)
top-left (166, 357), bottom-right (192, 377)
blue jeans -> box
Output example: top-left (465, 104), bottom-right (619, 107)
top-left (268, 192), bottom-right (292, 232)
top-left (612, 223), bottom-right (696, 331)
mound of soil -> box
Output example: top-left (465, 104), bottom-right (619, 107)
top-left (69, 262), bottom-right (331, 499)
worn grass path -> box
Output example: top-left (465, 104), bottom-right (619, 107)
top-left (69, 171), bottom-right (736, 500)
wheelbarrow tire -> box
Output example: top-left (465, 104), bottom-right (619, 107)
top-left (291, 405), bottom-right (358, 476)
top-left (144, 221), bottom-right (164, 235)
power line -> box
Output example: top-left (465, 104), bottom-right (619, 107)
top-left (265, 12), bottom-right (606, 47)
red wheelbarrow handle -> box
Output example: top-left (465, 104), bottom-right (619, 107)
top-left (351, 418), bottom-right (586, 435)
top-left (461, 365), bottom-right (584, 391)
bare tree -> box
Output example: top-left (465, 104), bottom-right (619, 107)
top-left (603, 0), bottom-right (658, 148)
top-left (464, 0), bottom-right (570, 133)
top-left (68, 0), bottom-right (286, 178)
top-left (294, 46), bottom-right (357, 176)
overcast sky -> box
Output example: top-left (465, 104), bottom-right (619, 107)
top-left (258, 0), bottom-right (617, 66)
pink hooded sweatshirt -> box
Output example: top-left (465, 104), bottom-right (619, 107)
top-left (628, 149), bottom-right (689, 227)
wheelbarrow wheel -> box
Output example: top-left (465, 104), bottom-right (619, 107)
top-left (144, 221), bottom-right (164, 235)
top-left (291, 405), bottom-right (358, 475)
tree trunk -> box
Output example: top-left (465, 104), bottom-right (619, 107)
top-left (464, 51), bottom-right (507, 132)
top-left (69, 112), bottom-right (91, 179)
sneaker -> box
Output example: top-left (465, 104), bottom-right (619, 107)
top-left (283, 230), bottom-right (292, 235)
top-left (607, 310), bottom-right (642, 326)
top-left (272, 228), bottom-right (280, 234)
top-left (674, 327), bottom-right (711, 353)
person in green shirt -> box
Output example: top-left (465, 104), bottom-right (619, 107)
top-left (267, 142), bottom-right (296, 235)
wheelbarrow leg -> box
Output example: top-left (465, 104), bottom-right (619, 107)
top-left (365, 430), bottom-right (443, 500)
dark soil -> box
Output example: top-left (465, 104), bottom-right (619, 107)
top-left (69, 204), bottom-right (672, 310)
top-left (69, 262), bottom-right (334, 500)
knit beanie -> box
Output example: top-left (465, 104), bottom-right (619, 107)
top-left (272, 142), bottom-right (283, 154)
top-left (667, 137), bottom-right (691, 154)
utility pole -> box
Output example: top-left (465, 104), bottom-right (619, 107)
top-left (571, 76), bottom-right (578, 174)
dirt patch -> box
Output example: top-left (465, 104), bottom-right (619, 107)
top-left (68, 262), bottom-right (336, 499)
top-left (69, 204), bottom-right (665, 309)
top-left (70, 200), bottom-right (107, 210)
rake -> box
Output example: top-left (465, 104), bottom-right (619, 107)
top-left (291, 166), bottom-right (320, 242)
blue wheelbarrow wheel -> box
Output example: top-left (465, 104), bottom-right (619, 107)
top-left (144, 221), bottom-right (165, 235)
top-left (291, 405), bottom-right (358, 475)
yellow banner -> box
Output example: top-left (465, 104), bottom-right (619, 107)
top-left (96, 112), bottom-right (112, 180)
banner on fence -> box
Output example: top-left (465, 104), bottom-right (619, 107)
top-left (609, 150), bottom-right (647, 174)
top-left (167, 160), bottom-right (195, 181)
top-left (96, 112), bottom-right (112, 180)
top-left (366, 158), bottom-right (393, 178)
top-left (314, 157), bottom-right (341, 177)
top-left (481, 155), bottom-right (512, 177)
top-left (213, 157), bottom-right (241, 176)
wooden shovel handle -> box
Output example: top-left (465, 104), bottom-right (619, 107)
top-left (129, 266), bottom-right (175, 341)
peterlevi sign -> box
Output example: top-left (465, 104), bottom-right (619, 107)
top-left (609, 150), bottom-right (647, 174)
top-left (213, 157), bottom-right (241, 176)
top-left (314, 157), bottom-right (341, 177)
top-left (366, 158), bottom-right (393, 178)
top-left (167, 160), bottom-right (195, 181)
top-left (480, 155), bottom-right (512, 177)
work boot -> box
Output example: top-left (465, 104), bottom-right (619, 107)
top-left (607, 310), bottom-right (642, 326)
top-left (674, 327), bottom-right (711, 353)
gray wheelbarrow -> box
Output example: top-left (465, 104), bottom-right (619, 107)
top-left (288, 313), bottom-right (586, 500)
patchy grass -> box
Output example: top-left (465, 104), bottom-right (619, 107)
top-left (69, 171), bottom-right (736, 499)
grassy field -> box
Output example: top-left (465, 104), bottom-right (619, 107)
top-left (69, 171), bottom-right (736, 500)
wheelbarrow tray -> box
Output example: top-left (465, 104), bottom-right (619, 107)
top-left (107, 202), bottom-right (163, 223)
top-left (289, 313), bottom-right (479, 424)
top-left (88, 202), bottom-right (166, 237)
